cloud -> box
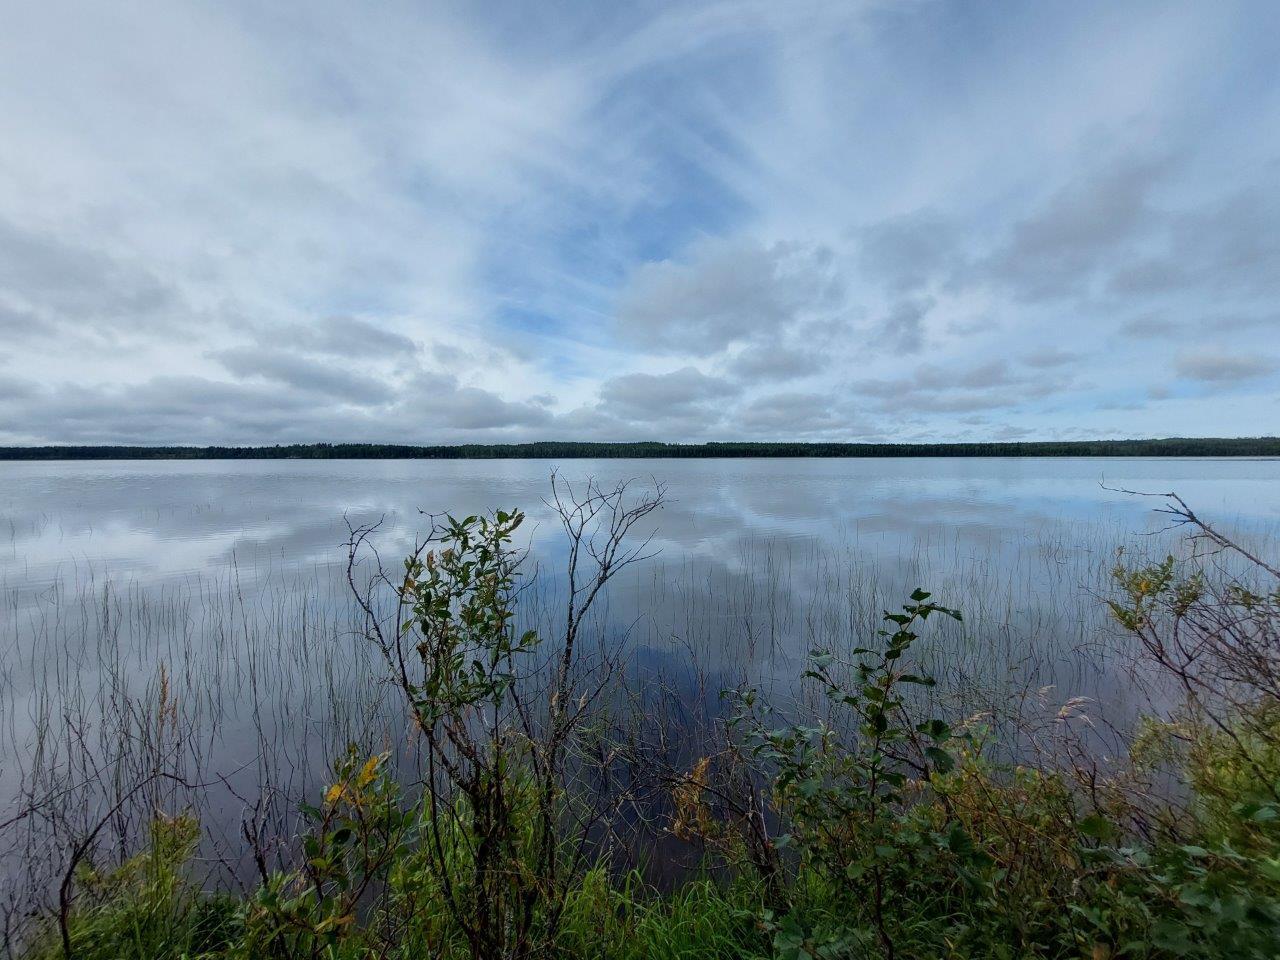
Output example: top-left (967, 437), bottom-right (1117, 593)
top-left (0, 370), bottom-right (555, 445)
top-left (978, 156), bottom-right (1169, 301)
top-left (291, 316), bottom-right (419, 359)
top-left (874, 297), bottom-right (934, 354)
top-left (850, 360), bottom-right (1071, 414)
top-left (1110, 180), bottom-right (1280, 299)
top-left (735, 392), bottom-right (850, 436)
top-left (400, 372), bottom-right (554, 430)
top-left (1, 1), bottom-right (1278, 443)
top-left (0, 376), bottom-right (324, 446)
top-left (725, 343), bottom-right (825, 382)
top-left (857, 211), bottom-right (957, 295)
top-left (1120, 313), bottom-right (1280, 342)
top-left (0, 374), bottom-right (39, 401)
top-left (615, 240), bottom-right (844, 356)
top-left (210, 347), bottom-right (396, 405)
top-left (0, 217), bottom-right (180, 337)
top-left (1175, 352), bottom-right (1277, 383)
top-left (597, 366), bottom-right (740, 422)
top-left (1120, 316), bottom-right (1181, 339)
top-left (0, 304), bottom-right (53, 342)
top-left (1022, 348), bottom-right (1079, 368)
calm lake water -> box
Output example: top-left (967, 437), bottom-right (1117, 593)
top-left (4, 456), bottom-right (1278, 585)
top-left (2, 456), bottom-right (1279, 886)
top-left (4, 456), bottom-right (1280, 688)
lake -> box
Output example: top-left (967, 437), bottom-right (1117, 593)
top-left (2, 456), bottom-right (1279, 895)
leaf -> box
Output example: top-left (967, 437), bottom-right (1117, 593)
top-left (946, 823), bottom-right (976, 856)
top-left (1252, 804), bottom-right (1278, 823)
top-left (918, 719), bottom-right (951, 739)
top-left (898, 674), bottom-right (936, 687)
top-left (356, 755), bottom-right (382, 788)
top-left (1077, 814), bottom-right (1116, 841)
top-left (1258, 858), bottom-right (1280, 883)
top-left (925, 746), bottom-right (955, 773)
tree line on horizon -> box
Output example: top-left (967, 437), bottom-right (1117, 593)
top-left (1, 437), bottom-right (1278, 460)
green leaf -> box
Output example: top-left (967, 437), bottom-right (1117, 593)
top-left (1077, 814), bottom-right (1116, 841)
top-left (925, 746), bottom-right (955, 773)
top-left (946, 823), bottom-right (976, 856)
top-left (918, 719), bottom-right (951, 739)
top-left (898, 673), bottom-right (936, 687)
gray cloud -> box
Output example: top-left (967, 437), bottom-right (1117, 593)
top-left (1120, 313), bottom-right (1280, 341)
top-left (210, 347), bottom-right (396, 405)
top-left (1111, 180), bottom-right (1280, 299)
top-left (725, 342), bottom-right (825, 382)
top-left (1120, 315), bottom-right (1181, 339)
top-left (735, 392), bottom-right (849, 436)
top-left (0, 369), bottom-right (555, 445)
top-left (0, 374), bottom-right (40, 401)
top-left (598, 366), bottom-right (740, 422)
top-left (0, 304), bottom-right (54, 342)
top-left (850, 359), bottom-right (1071, 414)
top-left (616, 240), bottom-right (844, 356)
top-left (0, 376), bottom-right (321, 446)
top-left (292, 316), bottom-right (419, 358)
top-left (978, 156), bottom-right (1168, 302)
top-left (857, 211), bottom-right (957, 294)
top-left (400, 372), bottom-right (553, 430)
top-left (0, 217), bottom-right (180, 336)
top-left (1022, 347), bottom-right (1079, 368)
top-left (1175, 352), bottom-right (1277, 384)
top-left (874, 296), bottom-right (934, 354)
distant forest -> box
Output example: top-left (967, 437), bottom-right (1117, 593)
top-left (2, 438), bottom-right (1278, 460)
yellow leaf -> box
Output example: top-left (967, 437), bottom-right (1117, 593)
top-left (357, 755), bottom-right (382, 788)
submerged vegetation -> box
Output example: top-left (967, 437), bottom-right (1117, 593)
top-left (4, 483), bottom-right (1280, 958)
top-left (2, 437), bottom-right (1280, 461)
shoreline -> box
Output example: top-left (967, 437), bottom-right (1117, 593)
top-left (3, 437), bottom-right (1280, 461)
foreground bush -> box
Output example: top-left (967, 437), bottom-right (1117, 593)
top-left (16, 492), bottom-right (1280, 959)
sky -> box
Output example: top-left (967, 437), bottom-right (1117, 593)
top-left (1, 0), bottom-right (1278, 446)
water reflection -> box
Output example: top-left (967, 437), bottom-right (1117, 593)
top-left (3, 457), bottom-right (1277, 587)
top-left (1, 457), bottom-right (1278, 816)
